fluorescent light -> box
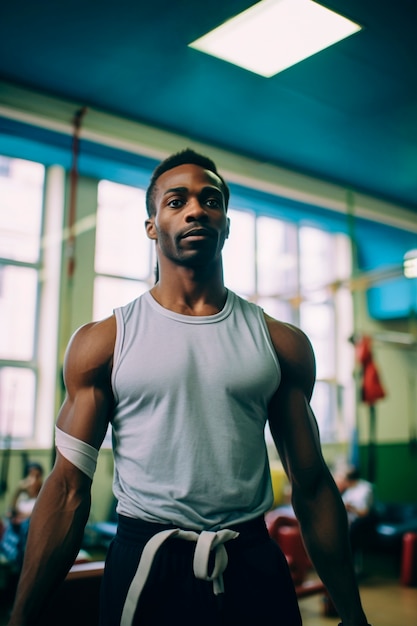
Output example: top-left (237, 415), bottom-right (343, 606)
top-left (189, 0), bottom-right (362, 77)
top-left (404, 249), bottom-right (417, 279)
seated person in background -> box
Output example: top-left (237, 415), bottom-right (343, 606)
top-left (0, 462), bottom-right (44, 570)
top-left (335, 466), bottom-right (374, 568)
top-left (336, 466), bottom-right (374, 525)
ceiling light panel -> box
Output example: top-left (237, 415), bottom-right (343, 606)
top-left (189, 0), bottom-right (362, 77)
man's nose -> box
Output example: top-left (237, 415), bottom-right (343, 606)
top-left (185, 198), bottom-right (208, 221)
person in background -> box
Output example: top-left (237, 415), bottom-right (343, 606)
top-left (336, 466), bottom-right (374, 525)
top-left (8, 149), bottom-right (371, 626)
top-left (0, 462), bottom-right (44, 570)
top-left (335, 465), bottom-right (375, 573)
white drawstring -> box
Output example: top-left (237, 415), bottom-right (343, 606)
top-left (121, 527), bottom-right (239, 626)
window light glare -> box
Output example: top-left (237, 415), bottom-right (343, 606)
top-left (189, 0), bottom-right (362, 77)
top-left (404, 250), bottom-right (417, 279)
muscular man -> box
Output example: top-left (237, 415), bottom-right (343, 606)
top-left (9, 149), bottom-right (370, 626)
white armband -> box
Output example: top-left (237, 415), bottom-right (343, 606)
top-left (55, 426), bottom-right (98, 480)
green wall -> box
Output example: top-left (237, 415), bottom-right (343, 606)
top-left (359, 442), bottom-right (417, 503)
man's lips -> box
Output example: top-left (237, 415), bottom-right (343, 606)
top-left (181, 228), bottom-right (215, 239)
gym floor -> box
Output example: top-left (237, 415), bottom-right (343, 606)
top-left (299, 552), bottom-right (417, 626)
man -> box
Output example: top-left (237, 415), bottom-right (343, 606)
top-left (9, 149), bottom-right (370, 625)
top-left (336, 465), bottom-right (375, 572)
top-left (0, 462), bottom-right (44, 571)
top-left (338, 467), bottom-right (374, 525)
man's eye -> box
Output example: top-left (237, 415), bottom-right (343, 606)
top-left (168, 198), bottom-right (184, 208)
top-left (206, 198), bottom-right (221, 208)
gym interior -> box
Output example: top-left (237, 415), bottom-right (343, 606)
top-left (0, 2), bottom-right (416, 624)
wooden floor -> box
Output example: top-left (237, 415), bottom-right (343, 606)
top-left (300, 576), bottom-right (417, 626)
top-left (300, 552), bottom-right (417, 626)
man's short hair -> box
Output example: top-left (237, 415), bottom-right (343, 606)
top-left (346, 466), bottom-right (361, 481)
top-left (145, 148), bottom-right (230, 216)
top-left (26, 462), bottom-right (44, 476)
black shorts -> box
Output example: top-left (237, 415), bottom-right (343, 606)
top-left (99, 514), bottom-right (301, 626)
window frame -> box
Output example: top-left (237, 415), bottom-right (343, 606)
top-left (0, 156), bottom-right (46, 444)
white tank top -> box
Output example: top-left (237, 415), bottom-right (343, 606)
top-left (111, 289), bottom-right (280, 530)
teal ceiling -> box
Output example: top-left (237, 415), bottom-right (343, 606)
top-left (0, 0), bottom-right (416, 212)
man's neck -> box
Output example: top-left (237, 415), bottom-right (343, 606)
top-left (150, 268), bottom-right (227, 316)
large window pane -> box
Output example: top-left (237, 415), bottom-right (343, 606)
top-left (300, 301), bottom-right (335, 380)
top-left (311, 381), bottom-right (338, 441)
top-left (223, 209), bottom-right (255, 296)
top-left (95, 181), bottom-right (151, 279)
top-left (93, 178), bottom-right (353, 446)
top-left (0, 155), bottom-right (44, 446)
top-left (258, 297), bottom-right (294, 324)
top-left (257, 217), bottom-right (298, 298)
top-left (0, 265), bottom-right (38, 360)
top-left (94, 180), bottom-right (155, 327)
top-left (0, 156), bottom-right (44, 263)
top-left (0, 367), bottom-right (36, 439)
top-left (336, 287), bottom-right (355, 383)
top-left (93, 276), bottom-right (148, 320)
top-left (299, 226), bottom-right (335, 300)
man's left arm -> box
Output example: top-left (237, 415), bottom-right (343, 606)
top-left (266, 320), bottom-right (370, 626)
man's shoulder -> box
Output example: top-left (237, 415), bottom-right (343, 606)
top-left (71, 315), bottom-right (117, 343)
top-left (66, 316), bottom-right (117, 372)
top-left (263, 313), bottom-right (313, 356)
top-left (263, 313), bottom-right (316, 393)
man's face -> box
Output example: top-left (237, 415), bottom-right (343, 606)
top-left (146, 163), bottom-right (230, 268)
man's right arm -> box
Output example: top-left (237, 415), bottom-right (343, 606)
top-left (8, 317), bottom-right (115, 626)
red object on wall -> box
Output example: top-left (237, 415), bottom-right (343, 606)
top-left (401, 532), bottom-right (417, 587)
top-left (355, 335), bottom-right (386, 405)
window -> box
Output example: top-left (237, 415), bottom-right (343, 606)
top-left (0, 167), bottom-right (353, 446)
top-left (299, 227), bottom-right (354, 440)
top-left (223, 212), bottom-right (353, 442)
top-left (93, 180), bottom-right (155, 320)
top-left (256, 215), bottom-right (298, 323)
top-left (222, 209), bottom-right (256, 297)
top-left (0, 156), bottom-right (45, 441)
top-left (93, 181), bottom-right (354, 443)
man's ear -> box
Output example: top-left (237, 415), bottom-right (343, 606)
top-left (226, 216), bottom-right (230, 239)
top-left (145, 216), bottom-right (157, 240)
